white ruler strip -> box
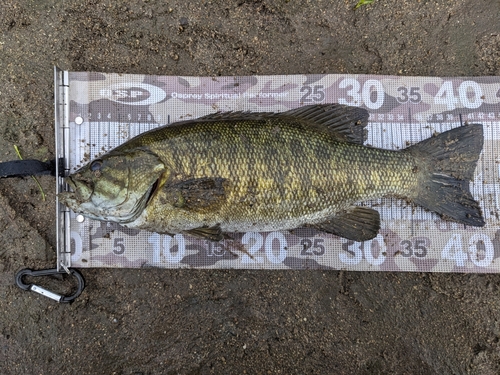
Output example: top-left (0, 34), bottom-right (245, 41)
top-left (58, 72), bottom-right (500, 273)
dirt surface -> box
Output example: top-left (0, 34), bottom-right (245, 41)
top-left (1, 0), bottom-right (500, 374)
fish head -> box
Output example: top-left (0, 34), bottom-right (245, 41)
top-left (60, 149), bottom-right (165, 223)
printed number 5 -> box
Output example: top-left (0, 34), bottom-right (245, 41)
top-left (113, 238), bottom-right (125, 255)
top-left (300, 85), bottom-right (325, 103)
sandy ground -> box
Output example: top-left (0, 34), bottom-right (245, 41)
top-left (1, 0), bottom-right (500, 374)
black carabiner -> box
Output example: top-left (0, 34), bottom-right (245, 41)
top-left (15, 268), bottom-right (85, 303)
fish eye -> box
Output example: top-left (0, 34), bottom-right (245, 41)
top-left (90, 160), bottom-right (103, 172)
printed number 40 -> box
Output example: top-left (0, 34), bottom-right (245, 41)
top-left (434, 80), bottom-right (483, 110)
top-left (441, 234), bottom-right (494, 268)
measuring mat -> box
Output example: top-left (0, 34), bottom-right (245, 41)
top-left (54, 68), bottom-right (500, 273)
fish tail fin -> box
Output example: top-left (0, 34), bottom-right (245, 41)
top-left (407, 124), bottom-right (485, 227)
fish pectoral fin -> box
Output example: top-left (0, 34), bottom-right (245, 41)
top-left (313, 206), bottom-right (380, 242)
top-left (165, 177), bottom-right (227, 211)
top-left (185, 225), bottom-right (228, 241)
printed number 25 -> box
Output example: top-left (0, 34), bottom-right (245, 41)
top-left (300, 238), bottom-right (325, 256)
top-left (300, 85), bottom-right (325, 103)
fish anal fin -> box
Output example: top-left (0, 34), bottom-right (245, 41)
top-left (313, 206), bottom-right (380, 242)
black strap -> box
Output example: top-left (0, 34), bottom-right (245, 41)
top-left (0, 159), bottom-right (58, 178)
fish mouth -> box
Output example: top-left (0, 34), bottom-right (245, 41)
top-left (59, 175), bottom-right (93, 206)
top-left (58, 177), bottom-right (79, 208)
top-left (65, 176), bottom-right (77, 192)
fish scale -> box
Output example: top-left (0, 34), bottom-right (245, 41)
top-left (124, 115), bottom-right (418, 232)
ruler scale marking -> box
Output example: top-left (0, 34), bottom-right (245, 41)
top-left (58, 72), bottom-right (500, 273)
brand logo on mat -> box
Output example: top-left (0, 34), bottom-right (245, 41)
top-left (99, 83), bottom-right (167, 106)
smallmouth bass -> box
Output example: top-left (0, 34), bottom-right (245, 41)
top-left (60, 104), bottom-right (485, 242)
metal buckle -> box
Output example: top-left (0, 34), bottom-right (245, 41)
top-left (15, 268), bottom-right (85, 303)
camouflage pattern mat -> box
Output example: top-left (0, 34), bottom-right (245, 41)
top-left (54, 68), bottom-right (500, 273)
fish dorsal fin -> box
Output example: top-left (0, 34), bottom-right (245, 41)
top-left (276, 104), bottom-right (369, 144)
top-left (196, 104), bottom-right (368, 144)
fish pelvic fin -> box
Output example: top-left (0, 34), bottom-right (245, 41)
top-left (185, 224), bottom-right (232, 242)
top-left (408, 124), bottom-right (485, 227)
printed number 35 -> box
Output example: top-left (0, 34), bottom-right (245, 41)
top-left (397, 86), bottom-right (421, 104)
